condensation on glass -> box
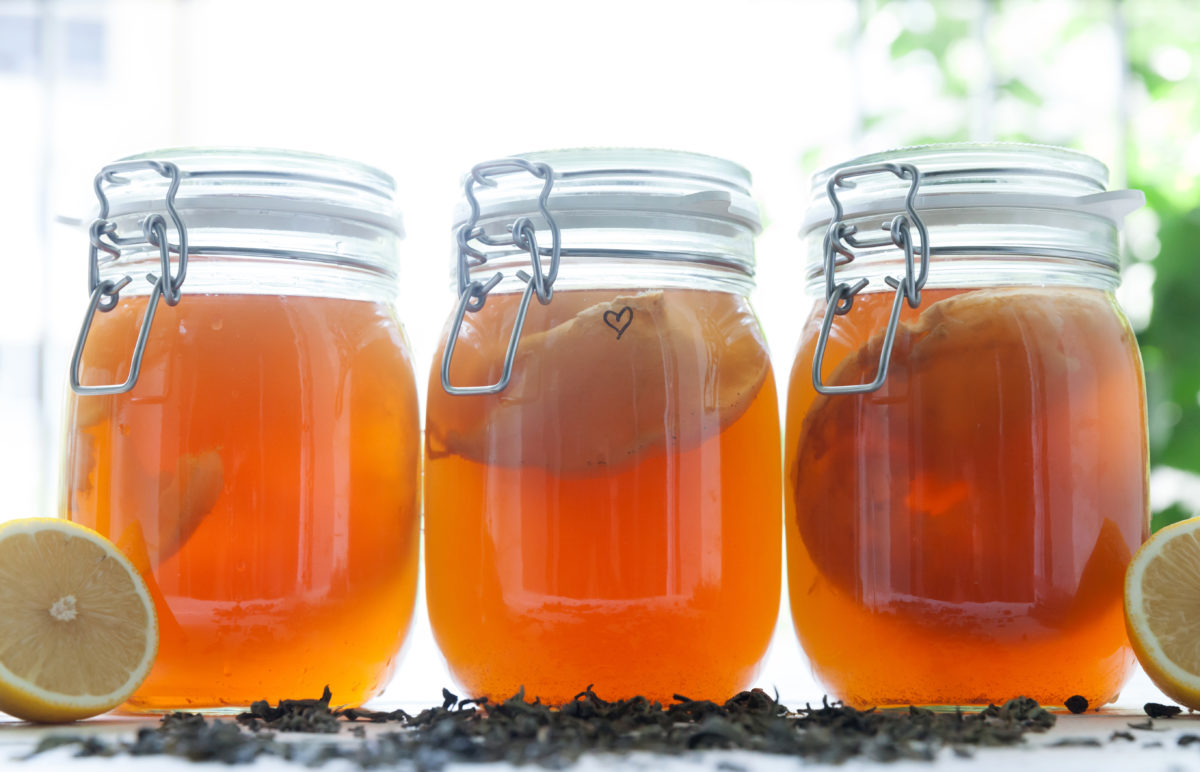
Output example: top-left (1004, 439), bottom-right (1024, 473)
top-left (786, 144), bottom-right (1149, 708)
top-left (425, 149), bottom-right (782, 704)
top-left (62, 148), bottom-right (420, 712)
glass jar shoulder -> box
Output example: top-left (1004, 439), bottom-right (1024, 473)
top-left (74, 293), bottom-right (415, 385)
top-left (428, 287), bottom-right (775, 474)
top-left (786, 284), bottom-right (1142, 418)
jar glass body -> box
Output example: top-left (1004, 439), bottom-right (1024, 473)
top-left (786, 268), bottom-right (1148, 707)
top-left (61, 149), bottom-right (419, 711)
top-left (425, 269), bottom-right (781, 704)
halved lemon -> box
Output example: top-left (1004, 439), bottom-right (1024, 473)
top-left (0, 518), bottom-right (157, 722)
top-left (1125, 516), bottom-right (1200, 709)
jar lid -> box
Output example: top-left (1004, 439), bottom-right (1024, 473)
top-left (440, 149), bottom-right (762, 397)
top-left (98, 147), bottom-right (402, 277)
top-left (799, 144), bottom-right (1144, 398)
top-left (801, 143), bottom-right (1143, 236)
top-left (452, 148), bottom-right (762, 235)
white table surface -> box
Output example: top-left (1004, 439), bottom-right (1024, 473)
top-left (5, 668), bottom-right (1200, 772)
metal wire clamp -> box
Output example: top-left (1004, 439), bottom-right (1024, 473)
top-left (811, 162), bottom-right (929, 395)
top-left (441, 158), bottom-right (560, 396)
top-left (70, 160), bottom-right (189, 395)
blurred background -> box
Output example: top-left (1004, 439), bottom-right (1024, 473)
top-left (1, 0), bottom-right (1197, 704)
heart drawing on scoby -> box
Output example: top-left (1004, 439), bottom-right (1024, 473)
top-left (603, 306), bottom-right (634, 339)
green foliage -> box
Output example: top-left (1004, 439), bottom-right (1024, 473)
top-left (1153, 504), bottom-right (1193, 533)
top-left (1123, 2), bottom-right (1200, 529)
top-left (1137, 189), bottom-right (1200, 475)
top-left (889, 17), bottom-right (970, 61)
top-left (996, 78), bottom-right (1041, 106)
top-left (874, 0), bottom-right (1200, 530)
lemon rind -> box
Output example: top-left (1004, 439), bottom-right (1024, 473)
top-left (0, 518), bottom-right (158, 715)
top-left (1125, 517), bottom-right (1200, 693)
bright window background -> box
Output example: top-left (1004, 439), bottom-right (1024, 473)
top-left (1, 0), bottom-right (1197, 706)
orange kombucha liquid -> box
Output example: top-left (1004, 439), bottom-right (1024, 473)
top-left (63, 293), bottom-right (420, 711)
top-left (785, 286), bottom-right (1148, 707)
top-left (425, 287), bottom-right (781, 704)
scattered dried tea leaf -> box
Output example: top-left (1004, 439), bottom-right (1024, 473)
top-left (25, 688), bottom-right (1061, 768)
top-left (431, 290), bottom-right (770, 474)
top-left (339, 706), bottom-right (412, 723)
top-left (1064, 695), bottom-right (1089, 714)
top-left (28, 734), bottom-right (118, 759)
top-left (1145, 702), bottom-right (1183, 718)
top-left (237, 685), bottom-right (340, 733)
top-left (1110, 731), bottom-right (1136, 742)
top-left (1048, 738), bottom-right (1101, 747)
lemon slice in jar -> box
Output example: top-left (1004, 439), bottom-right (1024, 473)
top-left (1125, 517), bottom-right (1200, 710)
top-left (0, 518), bottom-right (157, 722)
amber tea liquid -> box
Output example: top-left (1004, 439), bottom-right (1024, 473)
top-left (426, 287), bottom-right (781, 704)
top-left (786, 286), bottom-right (1148, 707)
top-left (64, 293), bottom-right (421, 711)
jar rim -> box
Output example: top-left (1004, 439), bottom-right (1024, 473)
top-left (119, 145), bottom-right (397, 198)
top-left (801, 142), bottom-right (1133, 239)
top-left (810, 142), bottom-right (1110, 192)
top-left (106, 146), bottom-right (403, 237)
top-left (518, 147), bottom-right (753, 193)
top-left (800, 143), bottom-right (1141, 289)
top-left (451, 147), bottom-right (762, 233)
top-left (451, 147), bottom-right (762, 289)
top-left (89, 146), bottom-right (402, 288)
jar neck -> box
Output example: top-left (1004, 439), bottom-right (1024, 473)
top-left (89, 148), bottom-right (403, 304)
top-left (463, 213), bottom-right (758, 296)
top-left (803, 207), bottom-right (1122, 296)
top-left (471, 253), bottom-right (756, 296)
top-left (99, 252), bottom-right (399, 303)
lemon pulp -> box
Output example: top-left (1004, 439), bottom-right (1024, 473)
top-left (0, 518), bottom-right (157, 722)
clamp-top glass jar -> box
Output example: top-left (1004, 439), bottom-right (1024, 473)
top-left (786, 144), bottom-right (1149, 707)
top-left (62, 148), bottom-right (420, 711)
top-left (425, 149), bottom-right (781, 704)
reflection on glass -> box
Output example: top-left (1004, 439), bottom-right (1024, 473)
top-left (64, 294), bottom-right (420, 711)
top-left (787, 286), bottom-right (1148, 707)
top-left (426, 287), bottom-right (781, 704)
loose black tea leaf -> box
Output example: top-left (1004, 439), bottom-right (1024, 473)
top-left (22, 735), bottom-right (103, 759)
top-left (1109, 731), bottom-right (1136, 742)
top-left (1145, 702), bottom-right (1183, 719)
top-left (1064, 695), bottom-right (1088, 714)
top-left (237, 685), bottom-right (340, 734)
top-left (339, 706), bottom-right (412, 723)
top-left (1048, 738), bottom-right (1102, 747)
top-left (1128, 719), bottom-right (1155, 730)
top-left (159, 712), bottom-right (207, 732)
top-left (23, 687), bottom-right (1062, 769)
top-left (1178, 734), bottom-right (1200, 747)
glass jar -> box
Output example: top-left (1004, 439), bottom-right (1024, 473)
top-left (786, 144), bottom-right (1149, 708)
top-left (61, 148), bottom-right (420, 711)
top-left (425, 149), bottom-right (781, 704)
